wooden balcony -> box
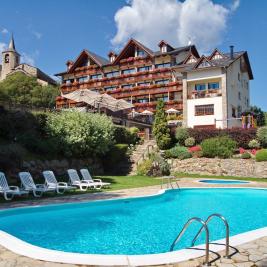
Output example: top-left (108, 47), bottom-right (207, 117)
top-left (188, 89), bottom-right (222, 99)
top-left (134, 100), bottom-right (183, 111)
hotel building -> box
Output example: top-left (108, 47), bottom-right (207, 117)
top-left (55, 39), bottom-right (253, 129)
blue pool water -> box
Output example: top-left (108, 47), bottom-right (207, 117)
top-left (199, 179), bottom-right (249, 184)
top-left (0, 188), bottom-right (266, 255)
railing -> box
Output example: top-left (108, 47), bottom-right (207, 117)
top-left (191, 213), bottom-right (230, 258)
top-left (170, 213), bottom-right (230, 266)
top-left (170, 217), bottom-right (210, 266)
top-left (188, 89), bottom-right (222, 99)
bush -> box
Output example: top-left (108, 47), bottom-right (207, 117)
top-left (175, 128), bottom-right (189, 145)
top-left (256, 149), bottom-right (267, 162)
top-left (165, 145), bottom-right (189, 159)
top-left (241, 152), bottom-right (251, 159)
top-left (153, 100), bottom-right (171, 149)
top-left (188, 145), bottom-right (202, 152)
top-left (248, 139), bottom-right (260, 149)
top-left (185, 137), bottom-right (195, 147)
top-left (257, 127), bottom-right (267, 148)
top-left (137, 158), bottom-right (153, 176)
top-left (201, 136), bottom-right (237, 158)
top-left (0, 144), bottom-right (25, 171)
top-left (188, 128), bottom-right (256, 148)
top-left (149, 152), bottom-right (170, 176)
top-left (46, 111), bottom-right (115, 157)
top-left (113, 126), bottom-right (140, 145)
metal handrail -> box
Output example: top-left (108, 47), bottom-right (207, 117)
top-left (170, 217), bottom-right (210, 266)
top-left (191, 213), bottom-right (230, 258)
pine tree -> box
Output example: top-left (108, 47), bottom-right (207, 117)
top-left (152, 100), bottom-right (171, 149)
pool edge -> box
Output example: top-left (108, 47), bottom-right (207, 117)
top-left (0, 187), bottom-right (267, 266)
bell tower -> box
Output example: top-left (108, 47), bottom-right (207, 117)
top-left (1, 34), bottom-right (20, 80)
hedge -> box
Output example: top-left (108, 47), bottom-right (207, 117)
top-left (188, 128), bottom-right (256, 148)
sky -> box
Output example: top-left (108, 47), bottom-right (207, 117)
top-left (0, 0), bottom-right (266, 110)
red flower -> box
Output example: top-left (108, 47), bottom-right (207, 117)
top-left (189, 146), bottom-right (202, 152)
top-left (239, 147), bottom-right (246, 154)
top-left (251, 149), bottom-right (257, 155)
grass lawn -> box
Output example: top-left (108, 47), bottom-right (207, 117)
top-left (174, 172), bottom-right (267, 183)
top-left (0, 175), bottom-right (163, 203)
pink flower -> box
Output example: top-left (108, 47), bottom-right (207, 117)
top-left (251, 149), bottom-right (257, 155)
top-left (189, 146), bottom-right (202, 152)
top-left (239, 147), bottom-right (246, 154)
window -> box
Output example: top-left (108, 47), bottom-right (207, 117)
top-left (137, 66), bottom-right (152, 72)
top-left (137, 82), bottom-right (150, 87)
top-left (156, 95), bottom-right (168, 102)
top-left (155, 79), bottom-right (169, 85)
top-left (195, 84), bottom-right (206, 91)
top-left (122, 68), bottom-right (136, 75)
top-left (155, 62), bottom-right (171, 69)
top-left (4, 54), bottom-right (9, 63)
top-left (78, 76), bottom-right (89, 83)
top-left (208, 82), bottom-right (220, 90)
top-left (232, 107), bottom-right (236, 118)
top-left (136, 49), bottom-right (146, 57)
top-left (105, 71), bottom-right (119, 78)
top-left (137, 98), bottom-right (149, 103)
top-left (90, 73), bottom-right (102, 80)
top-left (198, 61), bottom-right (211, 68)
top-left (238, 91), bottom-right (241, 100)
top-left (65, 79), bottom-right (74, 84)
top-left (195, 104), bottom-right (214, 116)
top-left (104, 86), bottom-right (116, 92)
top-left (161, 45), bottom-right (167, 53)
top-left (122, 84), bottom-right (135, 89)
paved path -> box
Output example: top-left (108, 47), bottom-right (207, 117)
top-left (0, 178), bottom-right (266, 266)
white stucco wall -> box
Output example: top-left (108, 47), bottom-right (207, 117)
top-left (186, 68), bottom-right (223, 81)
top-left (187, 96), bottom-right (223, 128)
top-left (226, 57), bottom-right (250, 128)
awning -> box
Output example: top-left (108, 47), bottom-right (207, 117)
top-left (166, 108), bottom-right (180, 114)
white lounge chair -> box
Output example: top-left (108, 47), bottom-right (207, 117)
top-left (19, 172), bottom-right (56, 197)
top-left (67, 169), bottom-right (91, 191)
top-left (80, 168), bottom-right (110, 189)
top-left (0, 172), bottom-right (28, 200)
top-left (42, 170), bottom-right (76, 194)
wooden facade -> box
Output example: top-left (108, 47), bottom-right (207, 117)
top-left (55, 39), bottom-right (199, 112)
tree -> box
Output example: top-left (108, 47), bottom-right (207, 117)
top-left (0, 72), bottom-right (59, 108)
top-left (152, 100), bottom-right (171, 149)
top-left (248, 106), bottom-right (266, 126)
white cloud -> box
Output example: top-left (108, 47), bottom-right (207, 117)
top-left (33, 31), bottom-right (42, 40)
top-left (231, 0), bottom-right (240, 12)
top-left (1, 28), bottom-right (8, 34)
top-left (111, 0), bottom-right (239, 53)
top-left (21, 53), bottom-right (35, 66)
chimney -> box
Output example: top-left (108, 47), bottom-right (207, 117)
top-left (230, 45), bottom-right (234, 59)
top-left (108, 51), bottom-right (117, 63)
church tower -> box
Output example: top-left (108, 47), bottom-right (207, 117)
top-left (1, 34), bottom-right (20, 80)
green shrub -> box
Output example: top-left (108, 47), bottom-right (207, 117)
top-left (179, 151), bottom-right (193, 160)
top-left (137, 158), bottom-right (153, 176)
top-left (256, 149), bottom-right (267, 162)
top-left (0, 144), bottom-right (25, 171)
top-left (153, 100), bottom-right (171, 149)
top-left (201, 136), bottom-right (237, 159)
top-left (149, 152), bottom-right (170, 176)
top-left (164, 145), bottom-right (188, 159)
top-left (175, 127), bottom-right (189, 145)
top-left (241, 152), bottom-right (251, 159)
top-left (113, 126), bottom-right (140, 145)
top-left (184, 137), bottom-right (195, 147)
top-left (46, 111), bottom-right (115, 157)
top-left (257, 127), bottom-right (267, 148)
top-left (248, 139), bottom-right (260, 149)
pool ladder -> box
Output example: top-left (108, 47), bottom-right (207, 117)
top-left (170, 213), bottom-right (230, 266)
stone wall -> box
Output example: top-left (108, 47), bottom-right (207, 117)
top-left (170, 158), bottom-right (267, 178)
top-left (8, 158), bottom-right (103, 183)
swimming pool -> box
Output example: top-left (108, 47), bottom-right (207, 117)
top-left (199, 179), bottom-right (250, 184)
top-left (0, 188), bottom-right (266, 257)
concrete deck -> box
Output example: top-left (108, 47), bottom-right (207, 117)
top-left (0, 178), bottom-right (266, 267)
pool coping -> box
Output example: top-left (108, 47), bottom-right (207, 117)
top-left (195, 179), bottom-right (253, 185)
top-left (0, 187), bottom-right (266, 266)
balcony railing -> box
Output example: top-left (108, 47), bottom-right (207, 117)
top-left (188, 89), bottom-right (222, 99)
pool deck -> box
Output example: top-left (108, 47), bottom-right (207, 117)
top-left (0, 178), bottom-right (267, 267)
